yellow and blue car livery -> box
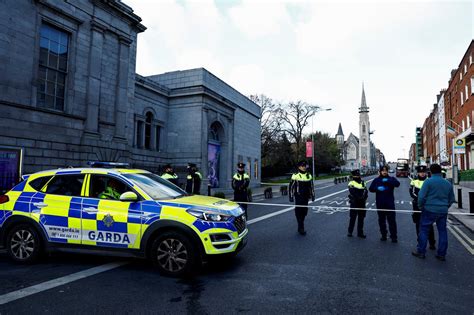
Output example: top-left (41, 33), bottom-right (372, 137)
top-left (0, 168), bottom-right (247, 275)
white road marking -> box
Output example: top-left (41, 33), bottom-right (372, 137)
top-left (447, 226), bottom-right (474, 255)
top-left (0, 261), bottom-right (128, 305)
top-left (248, 179), bottom-right (375, 225)
top-left (451, 225), bottom-right (474, 246)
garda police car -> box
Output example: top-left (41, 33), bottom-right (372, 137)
top-left (0, 163), bottom-right (247, 276)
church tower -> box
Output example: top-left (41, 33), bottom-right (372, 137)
top-left (359, 84), bottom-right (371, 169)
top-left (336, 123), bottom-right (344, 146)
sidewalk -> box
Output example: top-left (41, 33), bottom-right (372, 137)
top-left (450, 184), bottom-right (474, 233)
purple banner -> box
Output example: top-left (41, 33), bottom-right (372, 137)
top-left (207, 143), bottom-right (220, 188)
top-left (0, 148), bottom-right (22, 193)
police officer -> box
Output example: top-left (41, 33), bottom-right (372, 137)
top-left (99, 178), bottom-right (122, 200)
top-left (232, 162), bottom-right (250, 219)
top-left (289, 160), bottom-right (315, 235)
top-left (347, 169), bottom-right (368, 238)
top-left (186, 163), bottom-right (202, 195)
top-left (161, 164), bottom-right (179, 186)
top-left (410, 165), bottom-right (436, 250)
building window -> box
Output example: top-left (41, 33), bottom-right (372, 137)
top-left (471, 77), bottom-right (474, 95)
top-left (145, 112), bottom-right (153, 149)
top-left (465, 64), bottom-right (468, 74)
top-left (254, 159), bottom-right (258, 179)
top-left (462, 119), bottom-right (465, 131)
top-left (460, 72), bottom-right (463, 81)
top-left (37, 23), bottom-right (69, 111)
top-left (136, 121), bottom-right (143, 148)
top-left (209, 123), bottom-right (220, 141)
top-left (471, 54), bottom-right (473, 65)
top-left (135, 111), bottom-right (160, 151)
top-left (461, 91), bottom-right (464, 105)
top-left (362, 124), bottom-right (366, 133)
top-left (466, 84), bottom-right (470, 100)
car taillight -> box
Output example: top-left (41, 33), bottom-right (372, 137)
top-left (0, 195), bottom-right (9, 204)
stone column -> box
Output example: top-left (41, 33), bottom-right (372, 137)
top-left (84, 20), bottom-right (105, 136)
top-left (201, 108), bottom-right (209, 185)
top-left (226, 117), bottom-right (234, 189)
top-left (114, 36), bottom-right (132, 141)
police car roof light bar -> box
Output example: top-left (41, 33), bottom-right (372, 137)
top-left (87, 161), bottom-right (130, 168)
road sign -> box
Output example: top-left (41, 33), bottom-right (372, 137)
top-left (454, 138), bottom-right (466, 154)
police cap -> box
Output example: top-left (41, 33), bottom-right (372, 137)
top-left (164, 164), bottom-right (173, 169)
top-left (351, 169), bottom-right (361, 176)
top-left (297, 160), bottom-right (308, 167)
top-left (416, 165), bottom-right (427, 173)
top-left (237, 162), bottom-right (246, 168)
top-left (188, 163), bottom-right (197, 168)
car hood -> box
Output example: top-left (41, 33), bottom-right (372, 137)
top-left (159, 195), bottom-right (244, 216)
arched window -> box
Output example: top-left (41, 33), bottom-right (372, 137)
top-left (362, 124), bottom-right (366, 133)
top-left (209, 122), bottom-right (220, 141)
top-left (135, 110), bottom-right (161, 151)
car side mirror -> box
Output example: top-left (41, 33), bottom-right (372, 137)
top-left (119, 191), bottom-right (138, 202)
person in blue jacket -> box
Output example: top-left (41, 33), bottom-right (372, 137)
top-left (369, 165), bottom-right (401, 242)
top-left (412, 163), bottom-right (455, 261)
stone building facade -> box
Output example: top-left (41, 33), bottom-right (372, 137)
top-left (0, 0), bottom-right (261, 192)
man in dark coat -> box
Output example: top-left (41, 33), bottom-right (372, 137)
top-left (369, 165), bottom-right (400, 242)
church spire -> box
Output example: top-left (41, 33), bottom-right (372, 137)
top-left (336, 123), bottom-right (344, 136)
top-left (359, 82), bottom-right (369, 113)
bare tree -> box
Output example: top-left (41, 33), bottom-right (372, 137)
top-left (277, 100), bottom-right (321, 162)
top-left (250, 94), bottom-right (280, 142)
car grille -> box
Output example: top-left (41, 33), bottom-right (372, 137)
top-left (233, 215), bottom-right (246, 234)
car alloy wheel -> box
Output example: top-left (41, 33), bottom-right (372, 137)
top-left (7, 224), bottom-right (41, 263)
top-left (157, 238), bottom-right (188, 273)
top-left (11, 229), bottom-right (36, 260)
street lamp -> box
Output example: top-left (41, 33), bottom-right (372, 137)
top-left (311, 108), bottom-right (332, 181)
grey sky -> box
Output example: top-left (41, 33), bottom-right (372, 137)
top-left (125, 0), bottom-right (473, 161)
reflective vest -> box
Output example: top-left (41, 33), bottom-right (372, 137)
top-left (410, 179), bottom-right (424, 189)
top-left (289, 172), bottom-right (314, 198)
top-left (348, 180), bottom-right (366, 189)
top-left (99, 187), bottom-right (121, 200)
top-left (161, 173), bottom-right (178, 180)
top-left (291, 172), bottom-right (313, 182)
top-left (233, 173), bottom-right (250, 181)
top-left (187, 172), bottom-right (202, 180)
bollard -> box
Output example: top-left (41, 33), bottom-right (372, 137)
top-left (457, 188), bottom-right (462, 209)
top-left (208, 184), bottom-right (211, 196)
top-left (470, 192), bottom-right (474, 214)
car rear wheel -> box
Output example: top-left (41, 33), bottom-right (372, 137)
top-left (6, 224), bottom-right (42, 264)
top-left (151, 231), bottom-right (199, 277)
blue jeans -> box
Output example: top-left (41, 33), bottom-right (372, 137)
top-left (417, 211), bottom-right (448, 256)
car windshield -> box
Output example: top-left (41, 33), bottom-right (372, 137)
top-left (122, 173), bottom-right (186, 200)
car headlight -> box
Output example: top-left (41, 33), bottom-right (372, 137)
top-left (187, 208), bottom-right (231, 222)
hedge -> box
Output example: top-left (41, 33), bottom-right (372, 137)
top-left (460, 169), bottom-right (474, 181)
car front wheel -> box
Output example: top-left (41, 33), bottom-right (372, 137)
top-left (151, 231), bottom-right (199, 277)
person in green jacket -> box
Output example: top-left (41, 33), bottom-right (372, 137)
top-left (98, 179), bottom-right (122, 200)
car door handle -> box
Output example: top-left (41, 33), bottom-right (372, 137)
top-left (33, 202), bottom-right (47, 208)
top-left (83, 207), bottom-right (98, 213)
